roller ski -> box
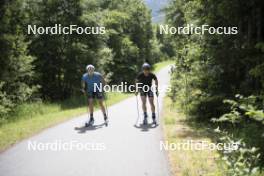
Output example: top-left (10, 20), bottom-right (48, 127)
top-left (85, 117), bottom-right (94, 127)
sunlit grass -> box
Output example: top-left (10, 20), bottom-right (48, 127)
top-left (162, 97), bottom-right (225, 176)
top-left (0, 92), bottom-right (130, 150)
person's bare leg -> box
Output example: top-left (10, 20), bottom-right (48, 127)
top-left (140, 96), bottom-right (147, 113)
top-left (148, 97), bottom-right (156, 124)
top-left (98, 99), bottom-right (107, 118)
top-left (141, 96), bottom-right (148, 124)
top-left (86, 98), bottom-right (95, 125)
top-left (148, 97), bottom-right (155, 113)
top-left (88, 98), bottom-right (94, 118)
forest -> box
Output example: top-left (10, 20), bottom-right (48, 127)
top-left (0, 0), bottom-right (166, 117)
top-left (1, 0), bottom-right (264, 175)
top-left (164, 0), bottom-right (264, 175)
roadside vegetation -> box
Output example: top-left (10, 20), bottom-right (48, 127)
top-left (163, 95), bottom-right (263, 176)
top-left (163, 97), bottom-right (224, 176)
top-left (0, 92), bottom-right (130, 150)
top-left (163, 0), bottom-right (264, 175)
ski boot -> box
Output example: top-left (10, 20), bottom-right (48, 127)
top-left (143, 113), bottom-right (148, 125)
top-left (85, 117), bottom-right (94, 127)
top-left (104, 115), bottom-right (108, 126)
top-left (152, 113), bottom-right (157, 125)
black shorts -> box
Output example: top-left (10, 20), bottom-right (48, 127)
top-left (87, 92), bottom-right (103, 99)
top-left (140, 90), bottom-right (154, 97)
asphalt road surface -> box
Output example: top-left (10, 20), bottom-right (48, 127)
top-left (0, 66), bottom-right (172, 176)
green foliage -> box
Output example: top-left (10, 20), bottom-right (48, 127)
top-left (215, 129), bottom-right (261, 176)
top-left (25, 0), bottom-right (155, 98)
top-left (26, 0), bottom-right (89, 100)
top-left (213, 95), bottom-right (264, 124)
top-left (101, 0), bottom-right (153, 83)
top-left (211, 96), bottom-right (264, 174)
top-left (166, 0), bottom-right (264, 120)
top-left (0, 0), bottom-right (163, 119)
top-left (0, 0), bottom-right (36, 118)
top-left (165, 0), bottom-right (264, 172)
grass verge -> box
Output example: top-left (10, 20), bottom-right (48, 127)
top-left (0, 92), bottom-right (130, 151)
top-left (162, 97), bottom-right (225, 176)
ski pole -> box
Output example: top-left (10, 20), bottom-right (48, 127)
top-left (80, 89), bottom-right (90, 127)
top-left (104, 93), bottom-right (109, 118)
top-left (135, 94), bottom-right (140, 126)
top-left (156, 94), bottom-right (160, 124)
top-left (81, 89), bottom-right (89, 114)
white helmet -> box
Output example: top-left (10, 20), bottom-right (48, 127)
top-left (142, 63), bottom-right (151, 70)
top-left (86, 64), bottom-right (95, 72)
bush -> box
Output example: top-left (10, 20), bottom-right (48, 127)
top-left (212, 95), bottom-right (264, 173)
top-left (215, 128), bottom-right (261, 176)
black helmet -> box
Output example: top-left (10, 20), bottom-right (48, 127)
top-left (142, 63), bottom-right (151, 70)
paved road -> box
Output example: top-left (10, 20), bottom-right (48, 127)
top-left (0, 66), bottom-right (171, 176)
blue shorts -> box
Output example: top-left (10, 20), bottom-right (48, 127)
top-left (87, 92), bottom-right (103, 99)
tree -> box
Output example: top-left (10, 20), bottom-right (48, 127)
top-left (166, 0), bottom-right (264, 119)
top-left (0, 0), bottom-right (35, 118)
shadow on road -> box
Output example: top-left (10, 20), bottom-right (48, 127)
top-left (74, 123), bottom-right (106, 133)
top-left (134, 123), bottom-right (159, 132)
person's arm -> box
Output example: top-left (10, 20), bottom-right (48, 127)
top-left (81, 80), bottom-right (86, 94)
top-left (81, 75), bottom-right (86, 94)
